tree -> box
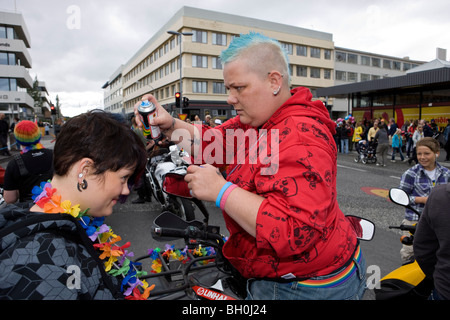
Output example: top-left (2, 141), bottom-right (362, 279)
top-left (27, 76), bottom-right (43, 109)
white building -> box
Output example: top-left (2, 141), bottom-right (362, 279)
top-left (0, 10), bottom-right (34, 121)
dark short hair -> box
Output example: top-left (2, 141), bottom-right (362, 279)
top-left (54, 110), bottom-right (147, 184)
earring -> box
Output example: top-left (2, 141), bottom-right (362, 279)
top-left (273, 86), bottom-right (281, 96)
top-left (77, 179), bottom-right (88, 192)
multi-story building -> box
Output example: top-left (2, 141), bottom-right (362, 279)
top-left (102, 65), bottom-right (124, 114)
top-left (329, 47), bottom-right (424, 118)
top-left (0, 10), bottom-right (34, 121)
top-left (110, 6), bottom-right (335, 121)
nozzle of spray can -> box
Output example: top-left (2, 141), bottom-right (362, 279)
top-left (138, 100), bottom-right (162, 141)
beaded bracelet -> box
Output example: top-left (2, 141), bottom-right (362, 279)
top-left (215, 182), bottom-right (233, 208)
top-left (219, 183), bottom-right (238, 210)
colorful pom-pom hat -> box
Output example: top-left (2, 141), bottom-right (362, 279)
top-left (14, 120), bottom-right (42, 146)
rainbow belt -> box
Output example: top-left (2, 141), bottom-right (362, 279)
top-left (297, 245), bottom-right (361, 288)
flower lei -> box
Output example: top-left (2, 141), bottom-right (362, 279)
top-left (32, 180), bottom-right (224, 300)
top-left (32, 180), bottom-right (153, 300)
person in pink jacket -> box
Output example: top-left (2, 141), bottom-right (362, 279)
top-left (134, 32), bottom-right (365, 300)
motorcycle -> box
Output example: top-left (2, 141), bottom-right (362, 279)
top-left (374, 187), bottom-right (433, 300)
top-left (145, 144), bottom-right (196, 221)
top-left (135, 171), bottom-right (376, 300)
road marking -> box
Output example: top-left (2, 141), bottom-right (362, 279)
top-left (390, 176), bottom-right (401, 180)
top-left (337, 164), bottom-right (367, 172)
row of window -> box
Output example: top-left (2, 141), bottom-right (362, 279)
top-left (336, 70), bottom-right (387, 82)
top-left (123, 30), bottom-right (232, 83)
top-left (123, 28), bottom-right (337, 84)
top-left (0, 52), bottom-right (17, 65)
top-left (335, 51), bottom-right (419, 71)
top-left (0, 26), bottom-right (17, 40)
top-left (0, 78), bottom-right (17, 91)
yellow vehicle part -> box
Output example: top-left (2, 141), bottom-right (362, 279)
top-left (381, 260), bottom-right (426, 287)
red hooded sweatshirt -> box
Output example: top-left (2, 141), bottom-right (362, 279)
top-left (196, 87), bottom-right (357, 279)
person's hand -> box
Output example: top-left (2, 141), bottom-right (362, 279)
top-left (185, 164), bottom-right (227, 202)
top-left (134, 94), bottom-right (173, 131)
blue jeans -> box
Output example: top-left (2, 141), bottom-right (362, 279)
top-left (246, 253), bottom-right (366, 300)
top-left (391, 147), bottom-right (404, 161)
top-left (340, 139), bottom-right (349, 154)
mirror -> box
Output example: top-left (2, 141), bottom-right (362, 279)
top-left (162, 172), bottom-right (192, 198)
top-left (346, 215), bottom-right (375, 241)
top-left (389, 188), bottom-right (410, 206)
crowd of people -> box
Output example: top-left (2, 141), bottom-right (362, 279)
top-left (334, 117), bottom-right (450, 166)
top-left (0, 31), bottom-right (449, 301)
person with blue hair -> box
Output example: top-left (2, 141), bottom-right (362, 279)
top-left (135, 32), bottom-right (366, 300)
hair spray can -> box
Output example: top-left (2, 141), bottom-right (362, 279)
top-left (138, 100), bottom-right (162, 140)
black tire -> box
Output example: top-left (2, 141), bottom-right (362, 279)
top-left (168, 197), bottom-right (196, 221)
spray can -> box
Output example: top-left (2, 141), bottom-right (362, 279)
top-left (138, 100), bottom-right (162, 140)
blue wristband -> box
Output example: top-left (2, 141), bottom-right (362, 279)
top-left (215, 182), bottom-right (233, 208)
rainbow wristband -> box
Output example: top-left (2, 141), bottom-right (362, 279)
top-left (215, 182), bottom-right (233, 208)
top-left (220, 183), bottom-right (238, 210)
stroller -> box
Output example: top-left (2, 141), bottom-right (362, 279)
top-left (354, 140), bottom-right (377, 164)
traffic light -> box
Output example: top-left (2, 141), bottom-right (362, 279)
top-left (183, 97), bottom-right (189, 109)
top-left (50, 105), bottom-right (56, 115)
top-left (175, 92), bottom-right (181, 108)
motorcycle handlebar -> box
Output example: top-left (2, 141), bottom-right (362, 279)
top-left (389, 225), bottom-right (416, 232)
top-left (153, 227), bottom-right (189, 238)
top-left (153, 226), bottom-right (224, 244)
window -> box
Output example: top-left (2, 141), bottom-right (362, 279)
top-left (324, 49), bottom-right (331, 60)
top-left (335, 51), bottom-right (347, 62)
top-left (348, 54), bottom-right (358, 64)
top-left (0, 53), bottom-right (7, 65)
top-left (403, 63), bottom-right (411, 71)
top-left (348, 72), bottom-right (357, 82)
top-left (335, 71), bottom-right (346, 81)
top-left (310, 67), bottom-right (320, 78)
top-left (213, 82), bottom-right (226, 94)
top-left (0, 27), bottom-right (15, 40)
top-left (372, 58), bottom-right (381, 67)
top-left (383, 59), bottom-right (392, 69)
top-left (361, 73), bottom-right (371, 81)
top-left (0, 52), bottom-right (16, 65)
top-left (192, 30), bottom-right (207, 43)
top-left (297, 66), bottom-right (307, 77)
top-left (361, 56), bottom-right (370, 66)
top-left (0, 78), bottom-right (16, 91)
top-left (281, 43), bottom-right (293, 55)
top-left (296, 45), bottom-right (307, 56)
top-left (193, 81), bottom-right (208, 93)
top-left (212, 57), bottom-right (222, 69)
top-left (192, 55), bottom-right (208, 68)
top-left (393, 61), bottom-right (401, 70)
top-left (212, 33), bottom-right (227, 46)
top-left (310, 47), bottom-right (321, 58)
top-left (324, 69), bottom-right (331, 79)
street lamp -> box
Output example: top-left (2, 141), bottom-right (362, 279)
top-left (167, 30), bottom-right (193, 114)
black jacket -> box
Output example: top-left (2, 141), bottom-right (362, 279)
top-left (414, 183), bottom-right (450, 299)
top-left (0, 205), bottom-right (122, 300)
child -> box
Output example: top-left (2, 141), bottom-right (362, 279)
top-left (391, 128), bottom-right (405, 162)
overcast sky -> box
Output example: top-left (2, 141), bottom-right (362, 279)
top-left (2, 0), bottom-right (449, 117)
